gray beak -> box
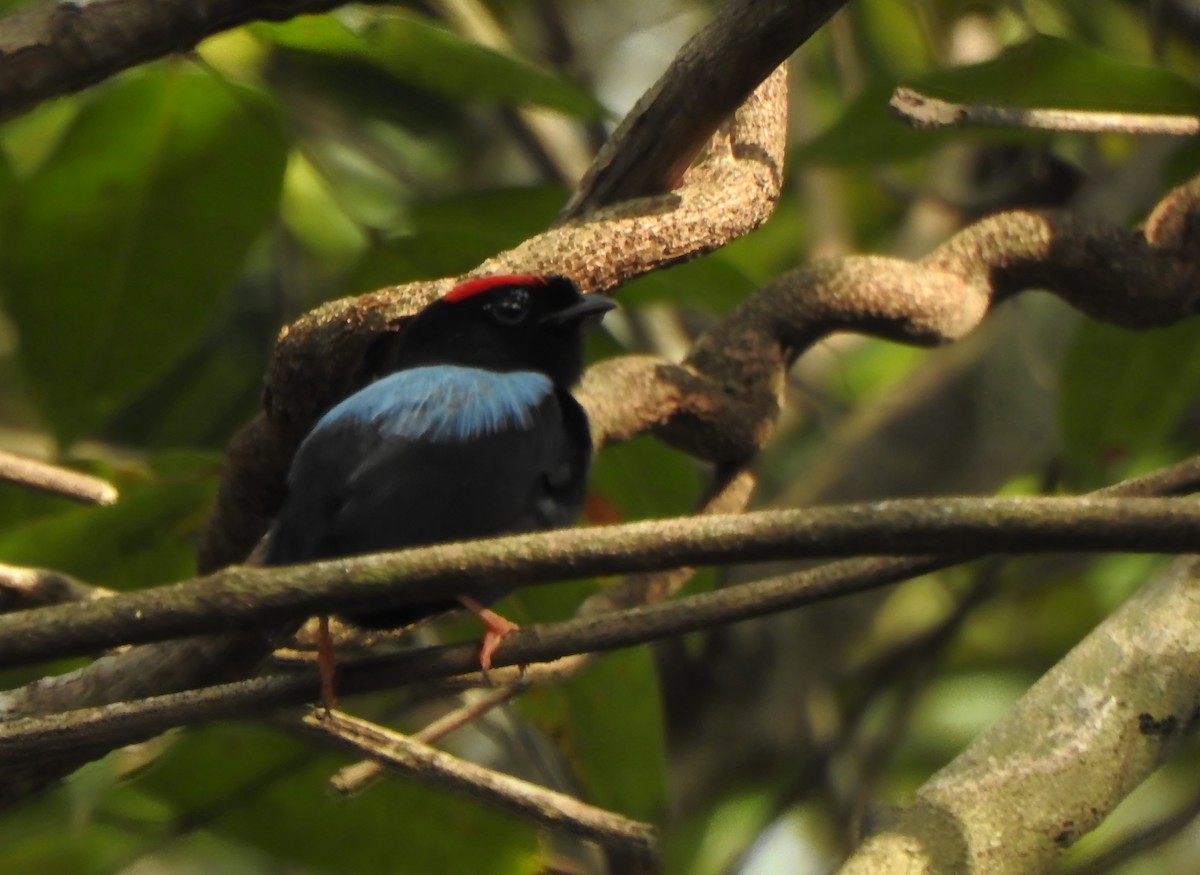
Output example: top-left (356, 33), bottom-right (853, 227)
top-left (541, 294), bottom-right (618, 325)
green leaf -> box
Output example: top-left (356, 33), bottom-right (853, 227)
top-left (856, 0), bottom-right (932, 75)
top-left (570, 649), bottom-right (667, 819)
top-left (0, 0), bottom-right (36, 14)
top-left (107, 329), bottom-right (267, 450)
top-left (0, 458), bottom-right (218, 589)
top-left (1060, 320), bottom-right (1200, 486)
top-left (0, 93), bottom-right (81, 178)
top-left (0, 147), bottom-right (12, 252)
top-left (257, 12), bottom-right (605, 119)
top-left (516, 645), bottom-right (666, 822)
top-left (0, 778), bottom-right (144, 875)
top-left (907, 34), bottom-right (1200, 112)
top-left (0, 66), bottom-right (287, 445)
top-left (618, 254), bottom-right (759, 314)
top-left (134, 725), bottom-right (538, 875)
top-left (590, 436), bottom-right (702, 523)
top-left (794, 79), bottom-right (974, 167)
top-left (798, 35), bottom-right (1200, 167)
top-left (506, 582), bottom-right (667, 823)
top-left (504, 438), bottom-right (689, 822)
top-left (349, 186), bottom-right (568, 291)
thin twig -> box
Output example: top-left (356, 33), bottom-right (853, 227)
top-left (329, 682), bottom-right (527, 794)
top-left (0, 563), bottom-right (111, 613)
top-left (303, 709), bottom-right (660, 859)
top-left (890, 86), bottom-right (1200, 136)
top-left (0, 449), bottom-right (117, 505)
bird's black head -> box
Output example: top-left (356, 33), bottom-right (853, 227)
top-left (384, 275), bottom-right (615, 387)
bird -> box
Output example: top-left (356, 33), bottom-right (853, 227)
top-left (263, 274), bottom-right (615, 702)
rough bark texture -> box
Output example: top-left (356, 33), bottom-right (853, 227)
top-left (837, 556), bottom-right (1200, 875)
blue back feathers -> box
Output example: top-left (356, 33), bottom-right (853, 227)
top-left (315, 365), bottom-right (554, 444)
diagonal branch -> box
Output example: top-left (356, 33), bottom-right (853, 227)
top-left (560, 0), bottom-right (846, 218)
top-left (0, 450), bottom-right (117, 505)
top-left (303, 709), bottom-right (659, 859)
top-left (836, 553), bottom-right (1200, 875)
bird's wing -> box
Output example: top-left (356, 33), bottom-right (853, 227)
top-left (335, 387), bottom-right (588, 551)
top-left (266, 368), bottom-right (590, 566)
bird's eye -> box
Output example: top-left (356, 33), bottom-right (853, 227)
top-left (488, 289), bottom-right (532, 326)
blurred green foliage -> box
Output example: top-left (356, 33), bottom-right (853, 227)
top-left (1, 67), bottom-right (287, 445)
top-left (0, 1), bottom-right (1198, 873)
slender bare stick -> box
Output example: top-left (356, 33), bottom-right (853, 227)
top-left (890, 86), bottom-right (1200, 136)
top-left (0, 564), bottom-right (111, 612)
top-left (0, 450), bottom-right (117, 505)
top-left (303, 709), bottom-right (659, 859)
top-left (329, 682), bottom-right (527, 794)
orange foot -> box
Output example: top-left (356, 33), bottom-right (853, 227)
top-left (457, 595), bottom-right (520, 672)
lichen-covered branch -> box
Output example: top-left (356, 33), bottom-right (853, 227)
top-left (836, 555), bottom-right (1200, 875)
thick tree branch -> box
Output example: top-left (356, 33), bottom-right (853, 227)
top-left (4, 496), bottom-right (1200, 671)
top-left (582, 174), bottom-right (1200, 462)
top-left (836, 554), bottom-right (1200, 875)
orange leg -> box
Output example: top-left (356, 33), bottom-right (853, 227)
top-left (457, 595), bottom-right (520, 672)
top-left (316, 614), bottom-right (338, 710)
